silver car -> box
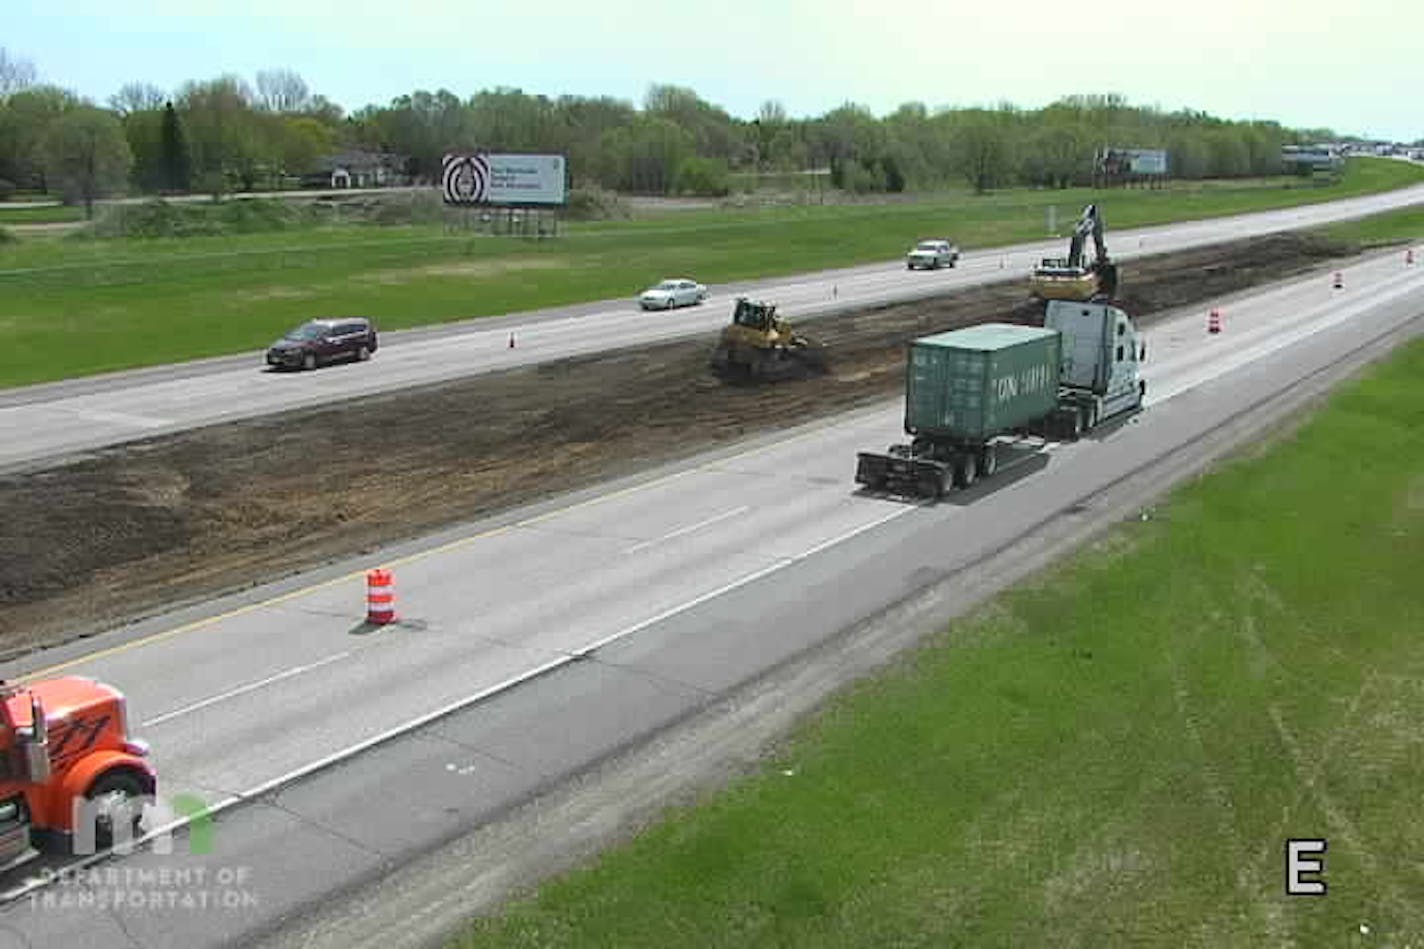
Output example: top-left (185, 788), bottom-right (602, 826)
top-left (906, 239), bottom-right (961, 270)
top-left (639, 278), bottom-right (709, 310)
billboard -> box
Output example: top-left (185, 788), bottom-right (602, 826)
top-left (1100, 147), bottom-right (1169, 177)
top-left (442, 153), bottom-right (567, 206)
top-left (1280, 146), bottom-right (1343, 170)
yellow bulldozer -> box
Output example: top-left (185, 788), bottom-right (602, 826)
top-left (709, 297), bottom-right (828, 381)
top-left (1028, 203), bottom-right (1119, 303)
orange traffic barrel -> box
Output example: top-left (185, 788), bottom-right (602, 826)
top-left (1207, 308), bottom-right (1222, 334)
top-left (366, 568), bottom-right (396, 625)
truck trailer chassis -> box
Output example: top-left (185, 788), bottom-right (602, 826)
top-left (855, 385), bottom-right (1144, 500)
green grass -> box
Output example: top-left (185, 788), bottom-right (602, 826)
top-left (455, 338), bottom-right (1424, 948)
top-left (1, 158), bottom-right (1421, 388)
top-left (1321, 204), bottom-right (1424, 247)
top-left (0, 204), bottom-right (86, 224)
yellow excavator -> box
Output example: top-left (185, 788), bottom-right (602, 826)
top-left (1028, 203), bottom-right (1119, 303)
top-left (709, 297), bottom-right (828, 381)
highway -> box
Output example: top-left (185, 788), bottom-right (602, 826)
top-left (0, 249), bottom-right (1420, 947)
top-left (1, 184), bottom-right (1422, 473)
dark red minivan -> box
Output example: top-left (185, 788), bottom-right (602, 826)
top-left (266, 317), bottom-right (378, 371)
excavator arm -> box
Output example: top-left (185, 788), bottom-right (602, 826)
top-left (1066, 204), bottom-right (1107, 268)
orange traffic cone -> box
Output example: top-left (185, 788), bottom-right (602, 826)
top-left (1408, 248), bottom-right (1415, 266)
top-left (366, 568), bottom-right (396, 625)
top-left (1207, 308), bottom-right (1222, 334)
top-left (1332, 271), bottom-right (1344, 290)
top-left (508, 332), bottom-right (516, 349)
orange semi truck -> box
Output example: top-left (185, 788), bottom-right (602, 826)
top-left (0, 677), bottom-right (155, 871)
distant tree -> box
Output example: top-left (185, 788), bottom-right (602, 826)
top-left (468, 87), bottom-right (560, 152)
top-left (274, 115), bottom-right (332, 181)
top-left (645, 84), bottom-right (738, 158)
top-left (256, 69), bottom-right (310, 113)
top-left (952, 110), bottom-right (1012, 193)
top-left (675, 155), bottom-right (729, 196)
top-left (880, 153), bottom-right (905, 192)
top-left (159, 102), bottom-right (191, 192)
top-left (601, 117), bottom-right (693, 193)
top-left (359, 89), bottom-right (469, 183)
top-left (179, 76), bottom-right (257, 196)
top-left (1027, 116), bottom-right (1091, 188)
top-left (121, 106), bottom-right (165, 191)
top-left (303, 94), bottom-right (344, 126)
top-left (0, 85), bottom-right (81, 191)
top-left (0, 48), bottom-right (37, 100)
top-left (43, 107), bottom-right (133, 216)
top-left (109, 82), bottom-right (166, 117)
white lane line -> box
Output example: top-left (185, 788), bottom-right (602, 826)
top-left (583, 503), bottom-right (918, 657)
top-left (623, 506), bottom-right (752, 554)
top-left (141, 652), bottom-right (351, 726)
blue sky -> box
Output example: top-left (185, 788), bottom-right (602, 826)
top-left (6, 0), bottom-right (1420, 141)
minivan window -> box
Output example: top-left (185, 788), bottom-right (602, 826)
top-left (285, 323), bottom-right (324, 341)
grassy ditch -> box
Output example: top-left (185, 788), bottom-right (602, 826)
top-left (457, 337), bottom-right (1424, 947)
top-left (1322, 204), bottom-right (1424, 247)
top-left (0, 158), bottom-right (1421, 388)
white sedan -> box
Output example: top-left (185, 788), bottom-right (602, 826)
top-left (639, 278), bottom-right (709, 310)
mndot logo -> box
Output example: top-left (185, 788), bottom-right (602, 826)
top-left (71, 792), bottom-right (215, 857)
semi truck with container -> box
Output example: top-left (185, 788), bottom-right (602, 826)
top-left (855, 299), bottom-right (1147, 499)
top-left (0, 676), bottom-right (155, 872)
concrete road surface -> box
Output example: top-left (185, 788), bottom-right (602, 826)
top-left (2, 184), bottom-right (1422, 473)
top-left (0, 249), bottom-right (1419, 946)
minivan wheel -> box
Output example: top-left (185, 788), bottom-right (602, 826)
top-left (357, 345), bottom-right (371, 362)
top-left (302, 352), bottom-right (317, 371)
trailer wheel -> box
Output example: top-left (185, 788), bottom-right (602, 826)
top-left (978, 445), bottom-right (998, 478)
top-left (954, 452), bottom-right (979, 489)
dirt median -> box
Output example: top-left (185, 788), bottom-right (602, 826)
top-left (0, 231), bottom-right (1355, 658)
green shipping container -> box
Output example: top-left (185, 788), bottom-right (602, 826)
top-left (905, 324), bottom-right (1061, 440)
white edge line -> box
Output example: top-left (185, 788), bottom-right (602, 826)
top-left (0, 501), bottom-right (921, 904)
top-left (141, 652), bottom-right (353, 727)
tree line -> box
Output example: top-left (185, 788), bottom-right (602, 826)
top-left (0, 45), bottom-right (1347, 216)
